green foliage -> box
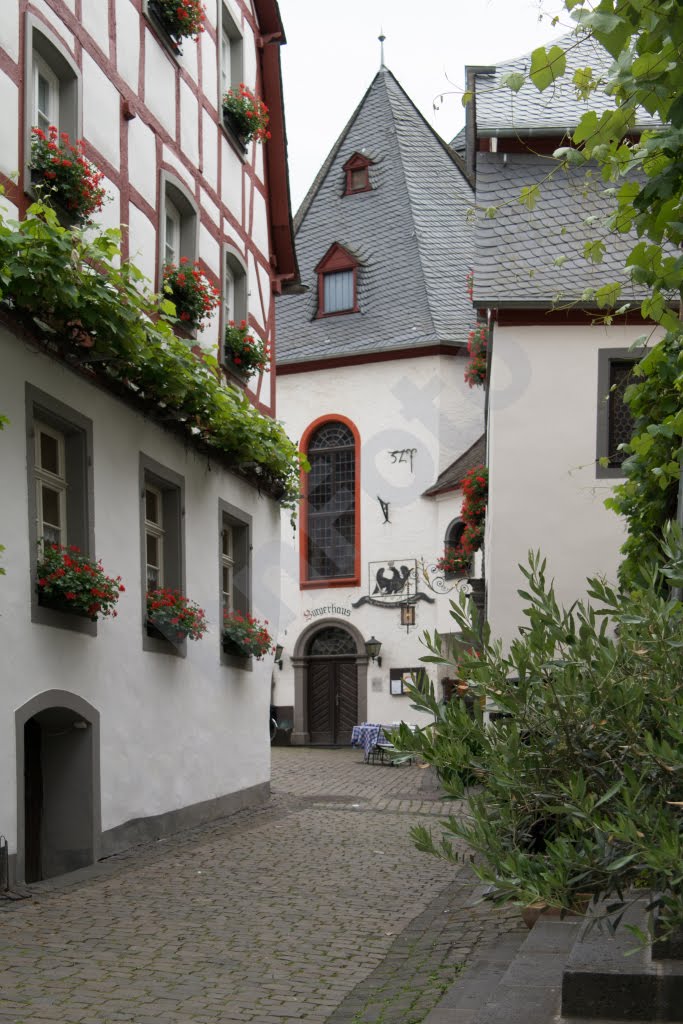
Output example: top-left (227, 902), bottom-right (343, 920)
top-left (0, 413), bottom-right (6, 576)
top-left (394, 532), bottom-right (683, 943)
top-left (0, 201), bottom-right (304, 512)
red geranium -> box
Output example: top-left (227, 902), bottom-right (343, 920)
top-left (36, 543), bottom-right (123, 620)
top-left (222, 610), bottom-right (274, 659)
top-left (30, 126), bottom-right (107, 224)
top-left (146, 587), bottom-right (208, 642)
top-left (163, 259), bottom-right (220, 331)
top-left (222, 85), bottom-right (271, 144)
top-left (155, 0), bottom-right (206, 40)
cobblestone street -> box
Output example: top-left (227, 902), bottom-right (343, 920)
top-left (0, 748), bottom-right (522, 1024)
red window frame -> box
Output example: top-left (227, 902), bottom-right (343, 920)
top-left (315, 243), bottom-right (359, 318)
top-left (299, 414), bottom-right (361, 590)
top-left (342, 152), bottom-right (373, 195)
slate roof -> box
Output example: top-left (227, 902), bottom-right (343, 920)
top-left (473, 31), bottom-right (660, 136)
top-left (423, 434), bottom-right (486, 496)
top-left (276, 67), bottom-right (475, 366)
top-left (472, 152), bottom-right (650, 307)
top-left (449, 126), bottom-right (466, 156)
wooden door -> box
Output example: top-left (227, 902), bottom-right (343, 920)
top-left (307, 660), bottom-right (358, 744)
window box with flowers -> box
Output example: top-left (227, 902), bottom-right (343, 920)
top-left (36, 543), bottom-right (124, 621)
top-left (435, 466), bottom-right (488, 583)
top-left (222, 86), bottom-right (271, 149)
top-left (29, 126), bottom-right (107, 227)
top-left (146, 588), bottom-right (208, 646)
top-left (146, 0), bottom-right (206, 55)
top-left (464, 323), bottom-right (488, 388)
top-left (435, 548), bottom-right (472, 580)
top-left (223, 320), bottom-right (269, 383)
top-left (162, 259), bottom-right (221, 333)
top-left (221, 611), bottom-right (273, 660)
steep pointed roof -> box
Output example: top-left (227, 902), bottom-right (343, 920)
top-left (276, 67), bottom-right (474, 366)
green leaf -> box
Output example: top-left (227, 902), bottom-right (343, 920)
top-left (583, 239), bottom-right (606, 264)
top-left (500, 71), bottom-right (526, 93)
top-left (519, 184), bottom-right (541, 211)
top-left (529, 45), bottom-right (566, 92)
top-left (461, 91), bottom-right (473, 108)
top-left (595, 282), bottom-right (622, 308)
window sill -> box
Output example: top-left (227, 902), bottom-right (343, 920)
top-left (595, 464), bottom-right (628, 479)
top-left (32, 598), bottom-right (98, 636)
top-left (315, 307), bottom-right (360, 320)
top-left (300, 577), bottom-right (360, 591)
top-left (220, 646), bottom-right (253, 672)
top-left (142, 623), bottom-right (187, 657)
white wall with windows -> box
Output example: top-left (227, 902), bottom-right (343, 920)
top-left (0, 326), bottom-right (281, 870)
top-left (275, 353), bottom-right (484, 732)
top-left (484, 322), bottom-right (654, 651)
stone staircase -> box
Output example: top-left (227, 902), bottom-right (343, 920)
top-left (425, 901), bottom-right (683, 1024)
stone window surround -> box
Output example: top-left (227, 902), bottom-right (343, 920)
top-left (596, 347), bottom-right (639, 479)
top-left (25, 384), bottom-right (96, 637)
top-left (218, 499), bottom-right (253, 670)
top-left (139, 454), bottom-right (186, 657)
top-left (24, 14), bottom-right (82, 198)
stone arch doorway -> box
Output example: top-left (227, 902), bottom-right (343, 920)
top-left (16, 690), bottom-right (101, 883)
top-left (291, 619), bottom-right (369, 745)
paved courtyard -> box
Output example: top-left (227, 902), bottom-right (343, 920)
top-left (0, 748), bottom-right (522, 1024)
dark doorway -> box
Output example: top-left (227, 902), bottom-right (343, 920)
top-left (306, 627), bottom-right (358, 744)
top-left (23, 707), bottom-right (94, 882)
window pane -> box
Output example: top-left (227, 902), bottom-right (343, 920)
top-left (221, 32), bottom-right (231, 93)
top-left (147, 564), bottom-right (160, 590)
top-left (306, 421), bottom-right (356, 579)
top-left (145, 488), bottom-right (160, 525)
top-left (222, 526), bottom-right (233, 558)
top-left (323, 271), bottom-right (354, 313)
top-left (222, 565), bottom-right (232, 609)
top-left (350, 168), bottom-right (367, 190)
top-left (147, 533), bottom-right (159, 568)
top-left (42, 485), bottom-right (61, 529)
top-left (224, 266), bottom-right (235, 323)
top-left (39, 431), bottom-right (60, 475)
top-left (608, 361), bottom-right (637, 467)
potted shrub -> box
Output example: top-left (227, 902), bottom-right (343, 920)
top-left (222, 610), bottom-right (273, 659)
top-left (223, 320), bottom-right (269, 381)
top-left (162, 258), bottom-right (220, 331)
top-left (147, 0), bottom-right (206, 50)
top-left (36, 543), bottom-right (124, 621)
top-left (30, 126), bottom-right (107, 225)
top-left (146, 587), bottom-right (208, 645)
top-left (222, 85), bottom-right (271, 146)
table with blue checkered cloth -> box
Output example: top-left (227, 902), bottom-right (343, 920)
top-left (351, 723), bottom-right (390, 761)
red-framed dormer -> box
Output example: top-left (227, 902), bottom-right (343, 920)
top-left (315, 243), bottom-right (360, 318)
top-left (342, 152), bottom-right (373, 195)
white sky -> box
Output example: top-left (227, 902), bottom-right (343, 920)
top-left (277, 0), bottom-right (569, 210)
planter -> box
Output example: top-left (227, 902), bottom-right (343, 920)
top-left (146, 0), bottom-right (182, 53)
top-left (29, 170), bottom-right (80, 227)
top-left (38, 589), bottom-right (95, 620)
top-left (222, 351), bottom-right (250, 386)
top-left (222, 110), bottom-right (249, 151)
top-left (222, 637), bottom-right (251, 659)
top-left (521, 895), bottom-right (593, 929)
top-left (147, 621), bottom-right (186, 646)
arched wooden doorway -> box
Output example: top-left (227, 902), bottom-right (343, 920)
top-left (16, 691), bottom-right (100, 883)
top-left (306, 627), bottom-right (358, 744)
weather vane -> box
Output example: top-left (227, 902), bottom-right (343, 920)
top-left (378, 30), bottom-right (386, 69)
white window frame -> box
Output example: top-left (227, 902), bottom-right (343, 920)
top-left (164, 200), bottom-right (181, 267)
top-left (219, 3), bottom-right (243, 103)
top-left (221, 524), bottom-right (234, 612)
top-left (223, 261), bottom-right (235, 325)
top-left (145, 485), bottom-right (165, 590)
top-left (33, 52), bottom-right (60, 133)
top-left (34, 421), bottom-right (67, 549)
top-left (221, 29), bottom-right (232, 98)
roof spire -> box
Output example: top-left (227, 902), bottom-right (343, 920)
top-left (378, 30), bottom-right (386, 69)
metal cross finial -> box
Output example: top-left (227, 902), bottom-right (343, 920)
top-left (378, 31), bottom-right (386, 68)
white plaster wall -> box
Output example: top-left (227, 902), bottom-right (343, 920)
top-left (0, 328), bottom-right (280, 854)
top-left (0, 71), bottom-right (18, 179)
top-left (144, 33), bottom-right (177, 137)
top-left (32, 2), bottom-right (76, 54)
top-left (82, 52), bottom-right (121, 170)
top-left (127, 202), bottom-right (157, 284)
top-left (0, 3), bottom-right (19, 63)
top-left (485, 323), bottom-right (643, 651)
top-left (81, 0), bottom-right (110, 54)
top-left (115, 0), bottom-right (140, 91)
top-left (127, 116), bottom-right (158, 207)
top-left (202, 109), bottom-right (219, 192)
top-left (180, 79), bottom-right (199, 168)
top-left (274, 355), bottom-right (486, 725)
top-left (222, 143), bottom-right (244, 217)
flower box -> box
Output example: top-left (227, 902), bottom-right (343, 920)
top-left (36, 543), bottom-right (124, 621)
top-left (146, 588), bottom-right (208, 642)
top-left (221, 637), bottom-right (251, 658)
top-left (29, 127), bottom-right (107, 226)
top-left (223, 321), bottom-right (269, 383)
top-left (222, 110), bottom-right (248, 152)
top-left (146, 620), bottom-right (186, 646)
top-left (222, 86), bottom-right (271, 146)
top-left (162, 259), bottom-right (220, 332)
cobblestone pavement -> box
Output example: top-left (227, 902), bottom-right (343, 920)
top-left (0, 748), bottom-right (522, 1024)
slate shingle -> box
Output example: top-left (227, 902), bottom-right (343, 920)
top-left (276, 68), bottom-right (475, 365)
top-left (423, 434), bottom-right (486, 496)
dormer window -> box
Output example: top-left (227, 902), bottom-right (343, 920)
top-left (315, 243), bottom-right (359, 318)
top-left (343, 152), bottom-right (373, 196)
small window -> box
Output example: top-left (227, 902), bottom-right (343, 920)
top-left (145, 485), bottom-right (164, 590)
top-left (221, 523), bottom-right (234, 612)
top-left (26, 386), bottom-right (95, 634)
top-left (164, 201), bottom-right (181, 266)
top-left (159, 174), bottom-right (198, 284)
top-left (343, 152), bottom-right (373, 196)
top-left (442, 519), bottom-right (470, 579)
top-left (33, 53), bottom-right (60, 133)
top-left (315, 243), bottom-right (359, 318)
top-left (596, 350), bottom-right (640, 478)
top-left (223, 250), bottom-right (248, 326)
top-left (220, 5), bottom-right (243, 101)
top-left (219, 501), bottom-right (251, 662)
top-left (35, 422), bottom-right (67, 547)
top-left (26, 19), bottom-right (81, 147)
top-left (140, 456), bottom-right (185, 652)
